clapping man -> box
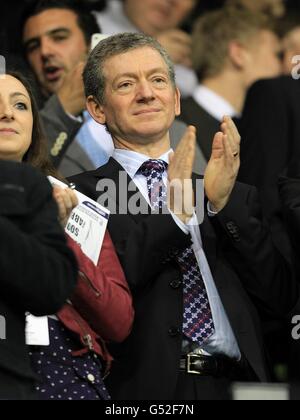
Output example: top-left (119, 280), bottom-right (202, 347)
top-left (71, 33), bottom-right (298, 400)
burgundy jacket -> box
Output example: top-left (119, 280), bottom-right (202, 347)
top-left (58, 233), bottom-right (134, 370)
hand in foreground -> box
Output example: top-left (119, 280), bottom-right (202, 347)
top-left (168, 126), bottom-right (196, 224)
top-left (204, 116), bottom-right (241, 213)
top-left (53, 186), bottom-right (79, 228)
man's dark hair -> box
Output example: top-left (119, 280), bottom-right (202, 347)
top-left (21, 0), bottom-right (100, 46)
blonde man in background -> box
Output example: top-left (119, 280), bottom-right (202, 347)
top-left (179, 6), bottom-right (282, 169)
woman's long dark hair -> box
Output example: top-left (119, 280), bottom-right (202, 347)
top-left (7, 71), bottom-right (62, 179)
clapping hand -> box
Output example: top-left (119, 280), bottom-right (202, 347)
top-left (204, 116), bottom-right (241, 213)
top-left (168, 126), bottom-right (196, 223)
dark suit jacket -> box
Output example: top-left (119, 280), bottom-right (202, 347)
top-left (278, 167), bottom-right (300, 381)
top-left (238, 76), bottom-right (300, 261)
top-left (0, 161), bottom-right (78, 400)
top-left (180, 97), bottom-right (220, 163)
top-left (279, 160), bottom-right (300, 277)
top-left (70, 158), bottom-right (298, 400)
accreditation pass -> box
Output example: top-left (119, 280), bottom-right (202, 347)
top-left (48, 176), bottom-right (110, 266)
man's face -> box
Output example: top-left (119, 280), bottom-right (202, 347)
top-left (244, 30), bottom-right (282, 86)
top-left (89, 47), bottom-right (180, 145)
top-left (23, 8), bottom-right (88, 95)
top-left (124, 0), bottom-right (197, 34)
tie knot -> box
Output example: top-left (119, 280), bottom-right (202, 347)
top-left (138, 159), bottom-right (168, 177)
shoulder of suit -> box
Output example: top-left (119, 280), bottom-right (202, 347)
top-left (249, 76), bottom-right (296, 97)
top-left (68, 159), bottom-right (116, 184)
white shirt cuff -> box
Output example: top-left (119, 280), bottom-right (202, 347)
top-left (207, 202), bottom-right (219, 217)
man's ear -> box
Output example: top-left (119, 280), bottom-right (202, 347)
top-left (86, 96), bottom-right (106, 124)
top-left (228, 40), bottom-right (247, 69)
top-left (174, 87), bottom-right (181, 117)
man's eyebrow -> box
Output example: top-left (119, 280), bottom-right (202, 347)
top-left (112, 68), bottom-right (169, 83)
top-left (24, 28), bottom-right (71, 48)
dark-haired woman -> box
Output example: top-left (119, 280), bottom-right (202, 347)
top-left (0, 71), bottom-right (134, 400)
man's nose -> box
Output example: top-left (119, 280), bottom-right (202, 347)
top-left (40, 38), bottom-right (56, 60)
top-left (136, 81), bottom-right (155, 102)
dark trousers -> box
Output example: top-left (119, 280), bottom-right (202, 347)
top-left (174, 372), bottom-right (232, 400)
top-left (0, 369), bottom-right (36, 400)
top-left (174, 358), bottom-right (257, 400)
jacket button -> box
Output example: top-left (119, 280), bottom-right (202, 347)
top-left (87, 374), bottom-right (95, 383)
top-left (226, 222), bottom-right (235, 230)
top-left (168, 327), bottom-right (181, 337)
top-left (170, 280), bottom-right (182, 289)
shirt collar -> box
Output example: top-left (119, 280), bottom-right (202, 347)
top-left (112, 148), bottom-right (172, 179)
top-left (193, 84), bottom-right (240, 121)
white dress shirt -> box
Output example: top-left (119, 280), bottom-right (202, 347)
top-left (113, 148), bottom-right (241, 360)
top-left (94, 0), bottom-right (198, 98)
top-left (193, 85), bottom-right (240, 122)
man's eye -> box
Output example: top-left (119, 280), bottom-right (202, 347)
top-left (153, 78), bottom-right (166, 84)
top-left (53, 35), bottom-right (68, 42)
top-left (26, 43), bottom-right (39, 54)
top-left (119, 82), bottom-right (132, 89)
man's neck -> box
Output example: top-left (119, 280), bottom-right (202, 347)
top-left (202, 71), bottom-right (247, 115)
top-left (113, 133), bottom-right (171, 158)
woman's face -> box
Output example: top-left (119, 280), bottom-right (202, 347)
top-left (0, 75), bottom-right (33, 162)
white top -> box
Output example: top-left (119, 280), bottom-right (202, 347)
top-left (193, 85), bottom-right (240, 122)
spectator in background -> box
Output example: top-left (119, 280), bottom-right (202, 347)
top-left (227, 0), bottom-right (286, 18)
top-left (21, 0), bottom-right (187, 177)
top-left (94, 0), bottom-right (199, 97)
top-left (179, 7), bottom-right (281, 171)
top-left (21, 0), bottom-right (114, 176)
top-left (0, 70), bottom-right (134, 400)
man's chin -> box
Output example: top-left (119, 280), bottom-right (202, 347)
top-left (43, 78), bottom-right (64, 96)
top-left (132, 127), bottom-right (170, 143)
